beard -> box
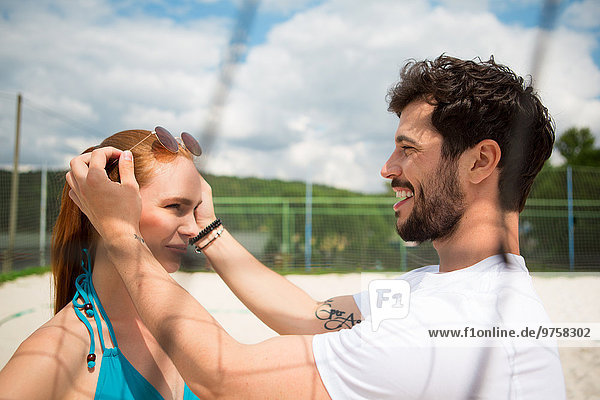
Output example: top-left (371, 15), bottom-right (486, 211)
top-left (395, 157), bottom-right (466, 243)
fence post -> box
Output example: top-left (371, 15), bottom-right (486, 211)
top-left (290, 204), bottom-right (295, 267)
top-left (305, 179), bottom-right (312, 271)
top-left (400, 240), bottom-right (407, 271)
top-left (281, 199), bottom-right (290, 254)
top-left (4, 93), bottom-right (22, 273)
top-left (567, 165), bottom-right (574, 272)
top-left (40, 165), bottom-right (48, 267)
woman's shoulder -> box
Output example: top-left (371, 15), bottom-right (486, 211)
top-left (40, 304), bottom-right (92, 350)
top-left (0, 304), bottom-right (91, 399)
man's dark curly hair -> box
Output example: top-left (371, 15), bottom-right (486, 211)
top-left (387, 55), bottom-right (554, 212)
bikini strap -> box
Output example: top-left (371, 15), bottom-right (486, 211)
top-left (71, 248), bottom-right (119, 368)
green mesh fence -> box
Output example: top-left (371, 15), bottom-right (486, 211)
top-left (520, 166), bottom-right (600, 271)
top-left (1, 166), bottom-right (599, 273)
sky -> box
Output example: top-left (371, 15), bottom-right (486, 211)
top-left (1, 0), bottom-right (599, 193)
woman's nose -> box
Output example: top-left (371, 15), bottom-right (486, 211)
top-left (180, 214), bottom-right (199, 237)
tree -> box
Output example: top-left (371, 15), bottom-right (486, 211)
top-left (555, 127), bottom-right (600, 167)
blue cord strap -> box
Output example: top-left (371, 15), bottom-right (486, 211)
top-left (71, 248), bottom-right (118, 368)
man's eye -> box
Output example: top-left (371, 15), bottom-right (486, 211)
top-left (166, 204), bottom-right (181, 209)
top-left (401, 146), bottom-right (415, 154)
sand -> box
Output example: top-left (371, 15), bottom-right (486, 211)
top-left (1, 271), bottom-right (598, 399)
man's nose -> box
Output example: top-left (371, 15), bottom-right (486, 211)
top-left (381, 152), bottom-right (401, 179)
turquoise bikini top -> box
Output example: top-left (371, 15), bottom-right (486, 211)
top-left (72, 249), bottom-right (201, 400)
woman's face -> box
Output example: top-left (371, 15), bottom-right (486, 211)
top-left (138, 156), bottom-right (202, 273)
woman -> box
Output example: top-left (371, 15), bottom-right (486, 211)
top-left (0, 129), bottom-right (204, 399)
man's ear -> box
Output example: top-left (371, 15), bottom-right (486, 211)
top-left (466, 139), bottom-right (501, 184)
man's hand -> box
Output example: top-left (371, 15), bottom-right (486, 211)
top-left (66, 147), bottom-right (142, 242)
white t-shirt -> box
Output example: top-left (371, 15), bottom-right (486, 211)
top-left (312, 254), bottom-right (566, 399)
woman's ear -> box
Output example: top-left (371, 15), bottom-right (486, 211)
top-left (467, 139), bottom-right (501, 184)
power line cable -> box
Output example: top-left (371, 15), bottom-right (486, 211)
top-left (22, 97), bottom-right (105, 138)
top-left (0, 91), bottom-right (104, 139)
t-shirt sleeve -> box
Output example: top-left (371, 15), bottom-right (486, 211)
top-left (312, 294), bottom-right (518, 400)
top-left (352, 290), bottom-right (370, 318)
top-left (353, 269), bottom-right (424, 320)
top-left (312, 320), bottom-right (437, 400)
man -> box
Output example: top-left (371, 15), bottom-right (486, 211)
top-left (67, 55), bottom-right (565, 399)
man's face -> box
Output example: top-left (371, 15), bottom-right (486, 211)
top-left (380, 100), bottom-right (466, 243)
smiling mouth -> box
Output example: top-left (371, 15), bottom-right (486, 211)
top-left (395, 190), bottom-right (414, 201)
top-left (393, 189), bottom-right (414, 211)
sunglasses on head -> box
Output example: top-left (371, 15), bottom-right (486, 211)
top-left (106, 126), bottom-right (202, 173)
top-left (131, 126), bottom-right (203, 156)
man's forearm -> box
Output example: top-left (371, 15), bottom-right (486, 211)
top-left (105, 235), bottom-right (240, 398)
top-left (105, 234), bottom-right (331, 400)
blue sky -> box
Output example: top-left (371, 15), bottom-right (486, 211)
top-left (112, 0), bottom-right (600, 62)
top-left (1, 0), bottom-right (599, 192)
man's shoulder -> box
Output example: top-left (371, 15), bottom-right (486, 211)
top-left (410, 264), bottom-right (439, 273)
top-left (397, 264), bottom-right (439, 281)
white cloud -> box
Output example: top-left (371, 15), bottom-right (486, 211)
top-left (210, 0), bottom-right (600, 191)
top-left (435, 0), bottom-right (489, 13)
top-left (562, 0), bottom-right (600, 30)
top-left (0, 0), bottom-right (228, 168)
top-left (1, 0), bottom-right (599, 194)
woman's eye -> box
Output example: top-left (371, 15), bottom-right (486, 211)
top-left (166, 204), bottom-right (181, 209)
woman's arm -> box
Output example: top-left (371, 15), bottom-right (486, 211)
top-left (196, 177), bottom-right (363, 335)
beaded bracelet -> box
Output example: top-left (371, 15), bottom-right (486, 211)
top-left (194, 226), bottom-right (224, 253)
top-left (189, 218), bottom-right (222, 245)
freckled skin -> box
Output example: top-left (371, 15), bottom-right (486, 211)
top-left (139, 157), bottom-right (203, 273)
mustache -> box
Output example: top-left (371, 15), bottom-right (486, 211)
top-left (391, 178), bottom-right (415, 192)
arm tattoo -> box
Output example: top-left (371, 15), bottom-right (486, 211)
top-left (133, 234), bottom-right (145, 244)
top-left (315, 298), bottom-right (361, 331)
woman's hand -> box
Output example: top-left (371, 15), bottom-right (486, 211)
top-left (195, 174), bottom-right (218, 230)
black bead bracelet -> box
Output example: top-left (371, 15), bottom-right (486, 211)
top-left (189, 218), bottom-right (222, 245)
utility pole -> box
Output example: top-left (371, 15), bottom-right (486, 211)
top-left (40, 164), bottom-right (48, 267)
top-left (4, 93), bottom-right (22, 273)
